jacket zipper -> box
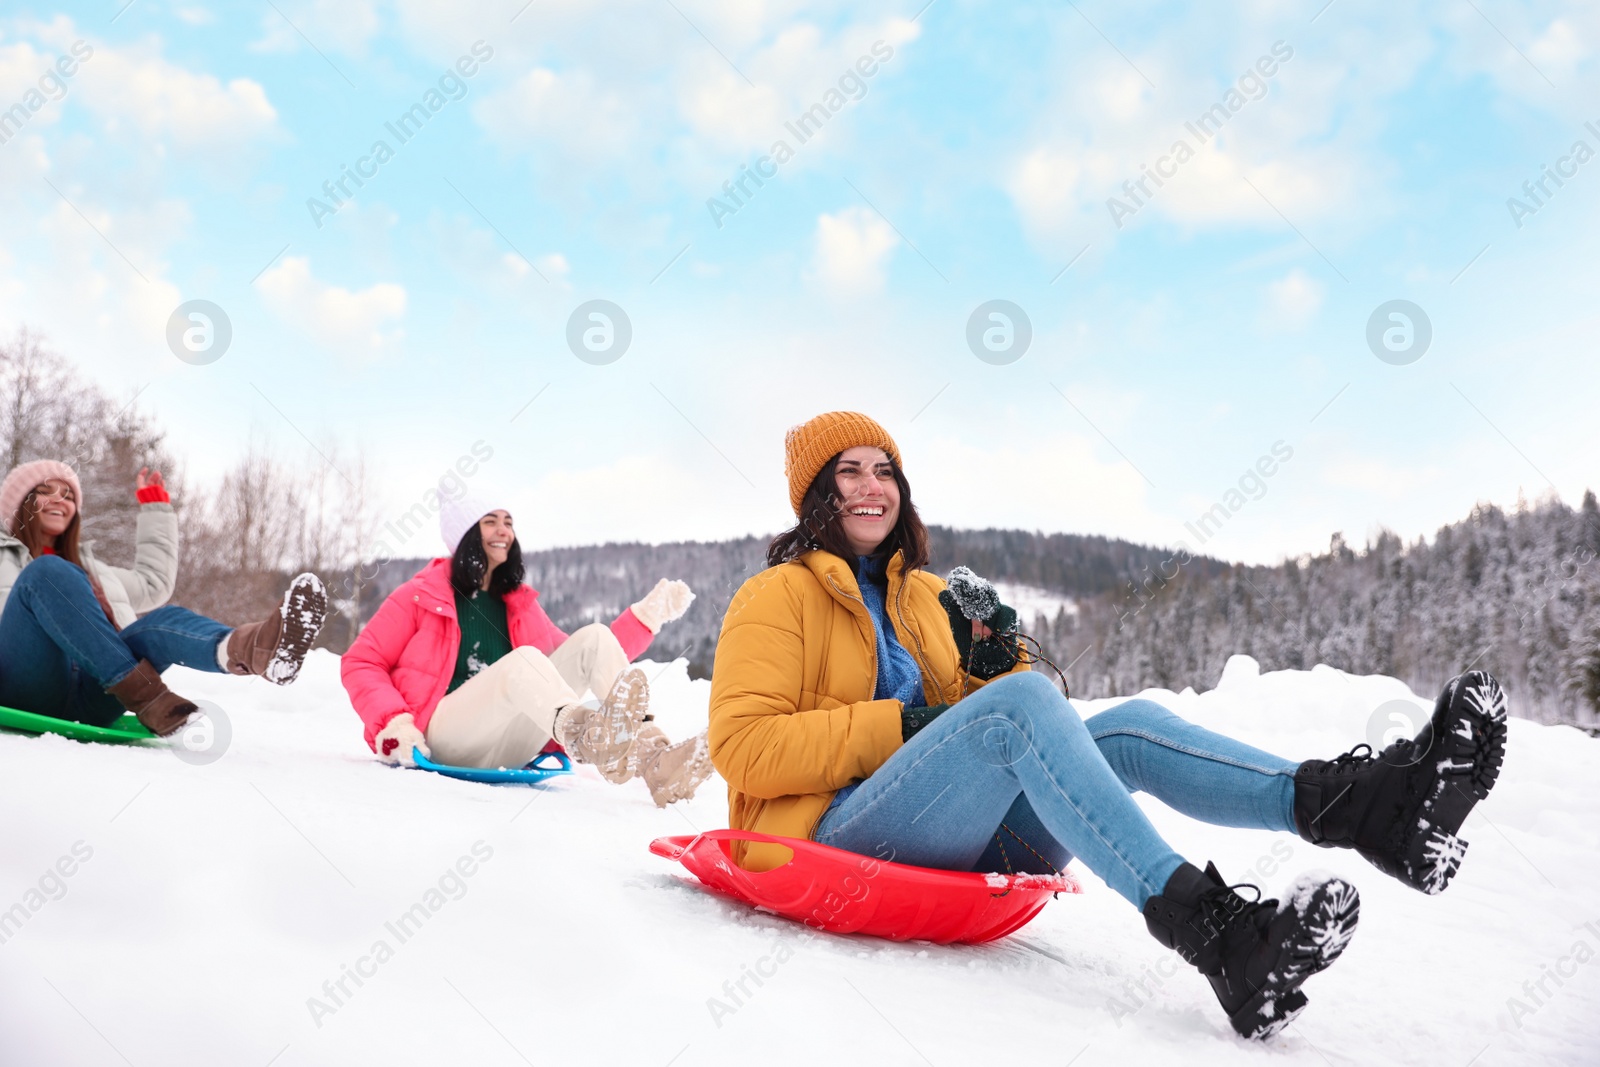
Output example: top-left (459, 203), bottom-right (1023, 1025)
top-left (825, 574), bottom-right (878, 700)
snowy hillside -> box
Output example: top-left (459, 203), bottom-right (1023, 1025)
top-left (1, 652), bottom-right (1596, 1066)
top-left (994, 581), bottom-right (1078, 627)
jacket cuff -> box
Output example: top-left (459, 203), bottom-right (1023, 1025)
top-left (849, 698), bottom-right (906, 781)
top-left (611, 607), bottom-right (655, 659)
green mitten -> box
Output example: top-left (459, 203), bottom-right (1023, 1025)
top-left (969, 622), bottom-right (1021, 679)
top-left (939, 588), bottom-right (1022, 681)
top-left (939, 589), bottom-right (974, 660)
top-left (901, 703), bottom-right (950, 742)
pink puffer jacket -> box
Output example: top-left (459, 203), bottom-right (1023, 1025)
top-left (341, 558), bottom-right (655, 750)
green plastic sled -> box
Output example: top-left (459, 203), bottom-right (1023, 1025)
top-left (0, 705), bottom-right (157, 744)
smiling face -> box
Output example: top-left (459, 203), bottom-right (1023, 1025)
top-left (27, 479), bottom-right (77, 543)
top-left (832, 446), bottom-right (901, 557)
top-left (478, 510), bottom-right (514, 576)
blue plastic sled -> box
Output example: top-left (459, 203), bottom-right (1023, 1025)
top-left (412, 746), bottom-right (573, 785)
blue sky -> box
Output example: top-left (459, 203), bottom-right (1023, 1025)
top-left (1, 0), bottom-right (1595, 564)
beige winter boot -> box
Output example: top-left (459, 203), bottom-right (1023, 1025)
top-left (638, 729), bottom-right (714, 807)
top-left (553, 667), bottom-right (650, 781)
top-left (607, 722), bottom-right (666, 784)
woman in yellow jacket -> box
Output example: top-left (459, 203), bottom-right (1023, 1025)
top-left (708, 412), bottom-right (1508, 1040)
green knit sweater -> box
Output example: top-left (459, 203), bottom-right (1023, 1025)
top-left (448, 587), bottom-right (513, 694)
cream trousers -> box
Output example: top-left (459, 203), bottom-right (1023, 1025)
top-left (425, 622), bottom-right (631, 770)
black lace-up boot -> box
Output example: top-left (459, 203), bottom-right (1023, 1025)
top-left (1143, 861), bottom-right (1360, 1040)
top-left (1293, 670), bottom-right (1509, 895)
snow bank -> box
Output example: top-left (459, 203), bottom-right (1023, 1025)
top-left (1, 652), bottom-right (1596, 1065)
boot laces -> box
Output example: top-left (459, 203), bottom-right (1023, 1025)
top-left (1193, 879), bottom-right (1264, 943)
top-left (1325, 742), bottom-right (1376, 774)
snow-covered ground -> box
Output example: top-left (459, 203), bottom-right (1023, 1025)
top-left (2, 652), bottom-right (1597, 1066)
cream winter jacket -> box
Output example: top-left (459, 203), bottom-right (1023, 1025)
top-left (0, 502), bottom-right (180, 627)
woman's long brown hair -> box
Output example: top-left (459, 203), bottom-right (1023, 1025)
top-left (12, 489), bottom-right (121, 628)
top-left (766, 451), bottom-right (931, 571)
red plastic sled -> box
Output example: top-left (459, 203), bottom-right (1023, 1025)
top-left (650, 829), bottom-right (1080, 945)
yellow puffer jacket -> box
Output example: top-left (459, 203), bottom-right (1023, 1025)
top-left (708, 549), bottom-right (1031, 870)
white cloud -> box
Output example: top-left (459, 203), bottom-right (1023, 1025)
top-left (1004, 27), bottom-right (1395, 245)
top-left (0, 176), bottom-right (188, 391)
top-left (468, 6), bottom-right (921, 186)
top-left (255, 257), bottom-right (405, 358)
top-left (19, 24), bottom-right (281, 154)
top-left (809, 206), bottom-right (896, 292)
top-left (1265, 268), bottom-right (1324, 329)
top-left (1160, 148), bottom-right (1330, 227)
top-left (38, 195), bottom-right (184, 342)
top-left (517, 452), bottom-right (767, 550)
top-left (1529, 18), bottom-right (1589, 80)
top-left (0, 38), bottom-right (75, 136)
top-left (1008, 144), bottom-right (1120, 233)
top-left (247, 0), bottom-right (382, 57)
top-left (911, 430), bottom-right (1162, 546)
top-left (472, 66), bottom-right (640, 160)
top-left (532, 252), bottom-right (568, 278)
top-left (85, 67), bottom-right (275, 150)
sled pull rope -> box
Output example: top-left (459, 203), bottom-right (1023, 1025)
top-left (958, 628), bottom-right (1070, 701)
top-left (990, 821), bottom-right (1066, 898)
top-left (1015, 631), bottom-right (1070, 699)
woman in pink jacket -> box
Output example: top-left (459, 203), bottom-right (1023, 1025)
top-left (341, 493), bottom-right (712, 806)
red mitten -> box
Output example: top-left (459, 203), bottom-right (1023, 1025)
top-left (136, 485), bottom-right (170, 504)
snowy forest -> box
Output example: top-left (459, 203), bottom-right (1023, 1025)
top-left (363, 492), bottom-right (1600, 725)
top-left (8, 328), bottom-right (1597, 725)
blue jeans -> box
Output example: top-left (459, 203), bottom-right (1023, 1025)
top-left (814, 671), bottom-right (1299, 909)
top-left (0, 555), bottom-right (229, 726)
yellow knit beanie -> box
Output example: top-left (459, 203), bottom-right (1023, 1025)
top-left (783, 411), bottom-right (902, 516)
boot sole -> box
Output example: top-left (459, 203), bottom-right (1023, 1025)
top-left (1395, 672), bottom-right (1509, 894)
top-left (265, 573), bottom-right (328, 685)
top-left (1229, 876), bottom-right (1360, 1041)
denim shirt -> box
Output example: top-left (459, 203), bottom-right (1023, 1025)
top-left (825, 555), bottom-right (927, 820)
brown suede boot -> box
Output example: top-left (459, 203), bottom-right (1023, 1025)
top-left (106, 660), bottom-right (197, 737)
top-left (225, 573), bottom-right (328, 685)
top-left (639, 730), bottom-right (714, 807)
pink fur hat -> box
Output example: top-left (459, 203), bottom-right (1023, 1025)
top-left (0, 460), bottom-right (83, 536)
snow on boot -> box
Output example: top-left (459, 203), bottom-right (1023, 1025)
top-left (1143, 861), bottom-right (1360, 1041)
top-left (106, 660), bottom-right (198, 738)
top-left (1293, 670), bottom-right (1509, 895)
top-left (554, 667), bottom-right (649, 781)
top-left (640, 730), bottom-right (713, 807)
top-left (225, 572), bottom-right (328, 685)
